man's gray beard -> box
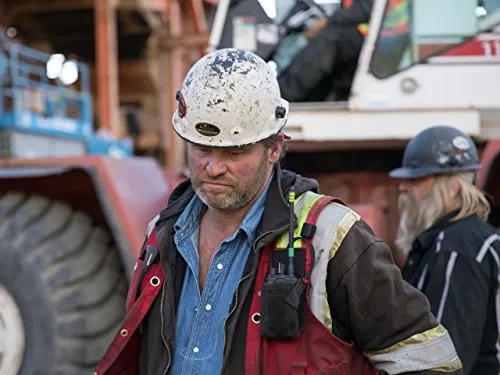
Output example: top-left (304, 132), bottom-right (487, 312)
top-left (395, 185), bottom-right (444, 255)
top-left (193, 170), bottom-right (267, 212)
top-left (191, 152), bottom-right (270, 213)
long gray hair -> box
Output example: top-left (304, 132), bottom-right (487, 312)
top-left (395, 173), bottom-right (490, 254)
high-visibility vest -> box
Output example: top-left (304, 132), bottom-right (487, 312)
top-left (342, 0), bottom-right (410, 37)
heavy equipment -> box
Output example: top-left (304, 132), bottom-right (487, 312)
top-left (0, 0), bottom-right (499, 373)
top-left (0, 41), bottom-right (166, 375)
top-left (208, 0), bottom-right (500, 254)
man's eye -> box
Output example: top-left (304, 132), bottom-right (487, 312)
top-left (229, 147), bottom-right (248, 155)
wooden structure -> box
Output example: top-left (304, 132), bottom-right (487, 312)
top-left (1, 0), bottom-right (211, 168)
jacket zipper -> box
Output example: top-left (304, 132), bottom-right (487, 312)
top-left (222, 225), bottom-right (288, 366)
top-left (160, 281), bottom-right (172, 375)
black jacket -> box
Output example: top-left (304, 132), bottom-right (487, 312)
top-left (402, 211), bottom-right (500, 375)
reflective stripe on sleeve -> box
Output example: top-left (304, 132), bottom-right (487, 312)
top-left (364, 325), bottom-right (462, 373)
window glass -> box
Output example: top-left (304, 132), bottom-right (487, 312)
top-left (370, 0), bottom-right (499, 78)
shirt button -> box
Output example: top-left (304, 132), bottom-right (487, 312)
top-left (193, 347), bottom-right (200, 353)
top-left (205, 304), bottom-right (212, 311)
top-left (217, 263), bottom-right (224, 270)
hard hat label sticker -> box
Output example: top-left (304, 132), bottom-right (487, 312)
top-left (195, 122), bottom-right (221, 137)
top-left (452, 136), bottom-right (470, 150)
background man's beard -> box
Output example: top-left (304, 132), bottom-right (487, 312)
top-left (395, 186), bottom-right (444, 254)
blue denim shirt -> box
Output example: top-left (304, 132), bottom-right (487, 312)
top-left (171, 177), bottom-right (272, 375)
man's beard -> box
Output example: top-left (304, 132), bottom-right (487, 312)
top-left (395, 184), bottom-right (444, 254)
top-left (190, 152), bottom-right (270, 212)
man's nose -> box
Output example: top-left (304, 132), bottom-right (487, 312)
top-left (205, 156), bottom-right (228, 177)
top-left (399, 181), bottom-right (410, 193)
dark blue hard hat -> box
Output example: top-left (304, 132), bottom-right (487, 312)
top-left (390, 125), bottom-right (481, 179)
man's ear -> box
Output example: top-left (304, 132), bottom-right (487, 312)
top-left (267, 133), bottom-right (285, 164)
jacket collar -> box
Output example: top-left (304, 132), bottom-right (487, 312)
top-left (412, 209), bottom-right (460, 252)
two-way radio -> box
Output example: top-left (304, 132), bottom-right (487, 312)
top-left (260, 186), bottom-right (311, 341)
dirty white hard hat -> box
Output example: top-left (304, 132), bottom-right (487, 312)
top-left (172, 48), bottom-right (290, 147)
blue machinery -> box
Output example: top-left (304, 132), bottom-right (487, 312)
top-left (0, 41), bottom-right (132, 158)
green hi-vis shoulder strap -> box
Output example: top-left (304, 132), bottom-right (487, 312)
top-left (275, 192), bottom-right (325, 249)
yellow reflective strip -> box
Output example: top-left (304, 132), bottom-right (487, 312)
top-left (328, 209), bottom-right (360, 260)
top-left (276, 193), bottom-right (323, 248)
top-left (364, 325), bottom-right (463, 373)
top-left (323, 292), bottom-right (333, 332)
top-left (367, 325), bottom-right (448, 355)
top-left (323, 205), bottom-right (360, 330)
top-left (431, 356), bottom-right (463, 372)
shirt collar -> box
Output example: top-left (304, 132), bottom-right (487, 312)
top-left (238, 173), bottom-right (274, 242)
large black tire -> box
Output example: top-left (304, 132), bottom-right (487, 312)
top-left (0, 192), bottom-right (127, 375)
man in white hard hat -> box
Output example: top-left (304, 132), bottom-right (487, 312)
top-left (96, 48), bottom-right (462, 375)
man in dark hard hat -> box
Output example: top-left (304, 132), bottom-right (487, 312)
top-left (390, 125), bottom-right (498, 375)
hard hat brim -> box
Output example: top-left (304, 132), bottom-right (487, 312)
top-left (389, 167), bottom-right (429, 180)
top-left (389, 164), bottom-right (482, 179)
top-left (171, 98), bottom-right (290, 147)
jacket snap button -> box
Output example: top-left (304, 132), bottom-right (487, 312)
top-left (150, 276), bottom-right (160, 286)
top-left (120, 329), bottom-right (129, 337)
top-left (251, 313), bottom-right (261, 324)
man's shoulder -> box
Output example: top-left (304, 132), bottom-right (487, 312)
top-left (442, 215), bottom-right (499, 255)
top-left (145, 192), bottom-right (196, 240)
top-left (311, 195), bottom-right (381, 267)
top-left (442, 216), bottom-right (500, 272)
top-left (450, 213), bottom-right (493, 232)
top-left (301, 191), bottom-right (359, 219)
top-left (152, 181), bottom-right (196, 228)
top-left (311, 193), bottom-right (375, 242)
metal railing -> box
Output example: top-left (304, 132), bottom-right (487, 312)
top-left (0, 41), bottom-right (92, 137)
